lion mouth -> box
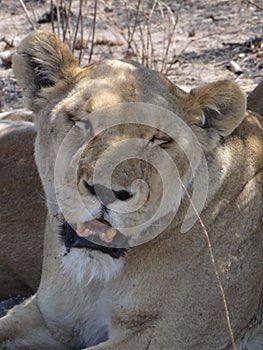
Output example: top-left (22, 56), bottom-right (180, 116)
top-left (76, 219), bottom-right (117, 243)
top-left (60, 220), bottom-right (127, 259)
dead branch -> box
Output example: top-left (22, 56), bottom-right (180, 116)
top-left (71, 0), bottom-right (84, 54)
top-left (246, 0), bottom-right (263, 11)
top-left (179, 178), bottom-right (237, 350)
top-left (18, 0), bottom-right (37, 30)
top-left (89, 0), bottom-right (98, 63)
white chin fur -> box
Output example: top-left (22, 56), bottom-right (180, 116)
top-left (59, 247), bottom-right (123, 285)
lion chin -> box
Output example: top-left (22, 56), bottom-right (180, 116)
top-left (59, 248), bottom-right (124, 285)
top-left (0, 30), bottom-right (263, 350)
top-left (58, 220), bottom-right (125, 284)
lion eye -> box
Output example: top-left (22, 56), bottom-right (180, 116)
top-left (149, 135), bottom-right (171, 148)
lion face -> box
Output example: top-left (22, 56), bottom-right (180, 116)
top-left (39, 92), bottom-right (195, 248)
top-left (13, 31), bottom-right (246, 249)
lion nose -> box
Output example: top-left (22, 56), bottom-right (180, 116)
top-left (83, 180), bottom-right (133, 205)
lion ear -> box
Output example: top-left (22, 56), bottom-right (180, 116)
top-left (12, 30), bottom-right (80, 113)
top-left (188, 81), bottom-right (246, 137)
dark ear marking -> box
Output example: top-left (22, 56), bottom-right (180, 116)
top-left (32, 59), bottom-right (55, 89)
top-left (12, 30), bottom-right (79, 113)
top-left (202, 107), bottom-right (221, 129)
top-left (189, 81), bottom-right (246, 137)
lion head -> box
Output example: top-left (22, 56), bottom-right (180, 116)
top-left (13, 31), bottom-right (246, 251)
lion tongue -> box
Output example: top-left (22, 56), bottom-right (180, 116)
top-left (76, 220), bottom-right (117, 243)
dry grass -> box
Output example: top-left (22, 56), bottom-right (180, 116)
top-left (18, 0), bottom-right (178, 73)
top-left (102, 0), bottom-right (178, 74)
top-left (179, 178), bottom-right (237, 350)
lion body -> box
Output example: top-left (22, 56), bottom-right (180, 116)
top-left (0, 113), bottom-right (45, 299)
top-left (0, 31), bottom-right (263, 350)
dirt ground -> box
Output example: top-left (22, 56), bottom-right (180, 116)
top-left (0, 0), bottom-right (262, 112)
top-left (0, 0), bottom-right (262, 315)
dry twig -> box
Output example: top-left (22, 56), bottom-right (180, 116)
top-left (179, 178), bottom-right (237, 350)
top-left (246, 0), bottom-right (263, 11)
top-left (102, 0), bottom-right (178, 73)
top-left (88, 0), bottom-right (98, 63)
top-left (71, 0), bottom-right (83, 54)
top-left (18, 0), bottom-right (37, 30)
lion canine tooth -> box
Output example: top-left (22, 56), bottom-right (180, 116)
top-left (76, 222), bottom-right (87, 234)
top-left (106, 228), bottom-right (117, 241)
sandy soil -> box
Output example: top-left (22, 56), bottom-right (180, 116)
top-left (0, 0), bottom-right (262, 315)
top-left (0, 0), bottom-right (262, 112)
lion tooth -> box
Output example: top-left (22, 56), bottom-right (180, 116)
top-left (106, 228), bottom-right (117, 241)
top-left (76, 222), bottom-right (87, 234)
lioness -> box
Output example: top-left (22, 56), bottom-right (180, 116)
top-left (0, 113), bottom-right (45, 300)
top-left (247, 81), bottom-right (263, 117)
top-left (0, 30), bottom-right (263, 350)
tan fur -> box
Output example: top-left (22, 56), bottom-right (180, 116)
top-left (0, 113), bottom-right (45, 300)
top-left (0, 31), bottom-right (263, 350)
top-left (0, 110), bottom-right (34, 123)
top-left (247, 81), bottom-right (263, 117)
